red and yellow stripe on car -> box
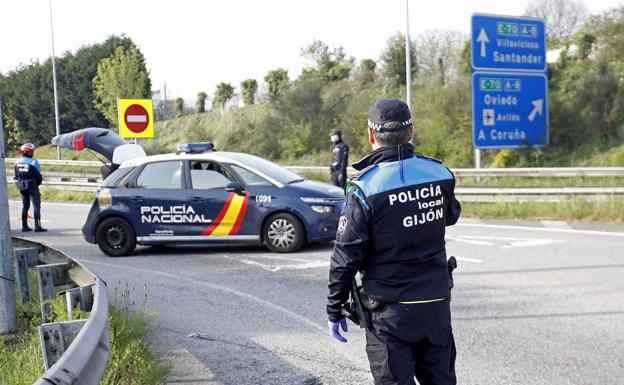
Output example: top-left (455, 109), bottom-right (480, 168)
top-left (201, 192), bottom-right (250, 236)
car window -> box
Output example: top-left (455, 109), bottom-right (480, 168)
top-left (222, 153), bottom-right (304, 184)
top-left (230, 164), bottom-right (273, 187)
top-left (190, 161), bottom-right (236, 189)
top-left (102, 166), bottom-right (133, 187)
top-left (135, 161), bottom-right (183, 189)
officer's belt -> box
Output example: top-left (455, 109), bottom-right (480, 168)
top-left (397, 298), bottom-right (447, 305)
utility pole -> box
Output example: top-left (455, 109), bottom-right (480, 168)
top-left (49, 0), bottom-right (61, 160)
top-left (405, 0), bottom-right (412, 112)
top-left (0, 97), bottom-right (17, 335)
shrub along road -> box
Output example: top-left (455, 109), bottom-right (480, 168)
top-left (8, 201), bottom-right (624, 385)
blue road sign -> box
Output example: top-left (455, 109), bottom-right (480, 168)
top-left (471, 13), bottom-right (546, 72)
top-left (472, 72), bottom-right (548, 149)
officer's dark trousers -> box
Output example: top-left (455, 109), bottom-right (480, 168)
top-left (365, 300), bottom-right (456, 385)
top-left (20, 188), bottom-right (41, 218)
top-left (330, 170), bottom-right (347, 188)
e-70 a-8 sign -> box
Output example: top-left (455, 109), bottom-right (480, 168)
top-left (472, 72), bottom-right (548, 148)
top-left (471, 13), bottom-right (548, 149)
top-left (471, 13), bottom-right (546, 72)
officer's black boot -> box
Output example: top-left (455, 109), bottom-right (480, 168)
top-left (21, 216), bottom-right (32, 232)
top-left (34, 217), bottom-right (47, 232)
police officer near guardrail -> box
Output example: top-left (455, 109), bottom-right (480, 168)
top-left (327, 99), bottom-right (461, 385)
top-left (14, 143), bottom-right (47, 232)
top-left (329, 130), bottom-right (349, 188)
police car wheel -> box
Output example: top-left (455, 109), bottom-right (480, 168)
top-left (263, 213), bottom-right (305, 253)
top-left (96, 217), bottom-right (136, 257)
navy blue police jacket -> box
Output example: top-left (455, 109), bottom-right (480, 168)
top-left (327, 143), bottom-right (461, 322)
top-left (14, 156), bottom-right (43, 187)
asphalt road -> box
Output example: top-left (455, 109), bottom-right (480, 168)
top-left (8, 201), bottom-right (624, 385)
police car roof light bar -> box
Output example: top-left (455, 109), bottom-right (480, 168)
top-left (176, 142), bottom-right (214, 154)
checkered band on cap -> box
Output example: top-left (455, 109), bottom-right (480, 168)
top-left (367, 118), bottom-right (412, 132)
top-left (367, 98), bottom-right (412, 132)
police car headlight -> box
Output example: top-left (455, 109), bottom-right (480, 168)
top-left (310, 205), bottom-right (334, 214)
top-left (300, 197), bottom-right (338, 204)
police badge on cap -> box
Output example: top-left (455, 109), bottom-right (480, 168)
top-left (367, 99), bottom-right (412, 132)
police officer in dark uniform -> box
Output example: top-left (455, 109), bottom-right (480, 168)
top-left (14, 143), bottom-right (47, 232)
top-left (326, 99), bottom-right (461, 385)
top-left (329, 130), bottom-right (349, 188)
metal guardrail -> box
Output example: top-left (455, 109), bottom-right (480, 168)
top-left (6, 158), bottom-right (624, 177)
top-left (11, 237), bottom-right (109, 385)
top-left (284, 165), bottom-right (624, 177)
top-left (5, 159), bottom-right (624, 201)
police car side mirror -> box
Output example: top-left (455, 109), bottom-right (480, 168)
top-left (225, 182), bottom-right (245, 195)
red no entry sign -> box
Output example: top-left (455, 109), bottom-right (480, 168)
top-left (124, 104), bottom-right (150, 133)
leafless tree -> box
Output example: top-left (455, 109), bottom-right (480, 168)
top-left (415, 30), bottom-right (465, 86)
top-left (525, 0), bottom-right (589, 41)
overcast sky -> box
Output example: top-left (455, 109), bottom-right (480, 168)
top-left (1, 0), bottom-right (621, 101)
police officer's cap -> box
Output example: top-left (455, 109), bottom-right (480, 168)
top-left (367, 99), bottom-right (412, 132)
top-left (330, 130), bottom-right (342, 137)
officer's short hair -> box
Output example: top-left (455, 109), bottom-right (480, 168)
top-left (368, 99), bottom-right (412, 146)
top-left (372, 126), bottom-right (412, 147)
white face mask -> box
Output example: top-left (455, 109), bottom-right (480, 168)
top-left (330, 135), bottom-right (340, 143)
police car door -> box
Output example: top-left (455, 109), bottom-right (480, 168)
top-left (126, 160), bottom-right (190, 239)
top-left (186, 160), bottom-right (249, 238)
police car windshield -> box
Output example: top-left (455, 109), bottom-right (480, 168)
top-left (222, 153), bottom-right (305, 184)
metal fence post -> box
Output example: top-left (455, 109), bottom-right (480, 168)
top-left (13, 247), bottom-right (39, 303)
top-left (0, 96), bottom-right (17, 334)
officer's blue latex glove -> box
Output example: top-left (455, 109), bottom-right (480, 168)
top-left (328, 318), bottom-right (348, 343)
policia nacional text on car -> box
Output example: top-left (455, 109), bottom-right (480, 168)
top-left (326, 99), bottom-right (461, 385)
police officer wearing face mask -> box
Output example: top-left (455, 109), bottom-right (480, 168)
top-left (329, 130), bottom-right (349, 188)
top-left (326, 99), bottom-right (461, 385)
top-left (14, 143), bottom-right (47, 232)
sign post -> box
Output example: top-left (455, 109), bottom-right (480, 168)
top-left (471, 13), bottom-right (548, 158)
top-left (117, 99), bottom-right (154, 140)
top-left (0, 97), bottom-right (17, 335)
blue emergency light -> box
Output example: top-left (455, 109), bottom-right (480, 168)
top-left (176, 142), bottom-right (214, 154)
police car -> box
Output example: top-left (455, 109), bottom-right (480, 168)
top-left (52, 128), bottom-right (344, 256)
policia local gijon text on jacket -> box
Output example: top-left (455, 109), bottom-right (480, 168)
top-left (327, 99), bottom-right (461, 385)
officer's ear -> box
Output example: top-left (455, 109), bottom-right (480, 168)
top-left (368, 128), bottom-right (375, 146)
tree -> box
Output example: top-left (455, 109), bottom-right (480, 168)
top-left (355, 58), bottom-right (377, 84)
top-left (0, 35), bottom-right (145, 146)
top-left (174, 97), bottom-right (185, 117)
top-left (415, 30), bottom-right (464, 86)
top-left (92, 46), bottom-right (151, 126)
top-left (213, 82), bottom-right (235, 114)
top-left (240, 79), bottom-right (258, 106)
top-left (300, 40), bottom-right (354, 82)
top-left (524, 0), bottom-right (589, 42)
top-left (196, 91), bottom-right (207, 113)
top-left (380, 33), bottom-right (417, 88)
top-left (264, 68), bottom-right (289, 100)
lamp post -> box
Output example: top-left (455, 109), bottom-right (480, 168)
top-left (405, 0), bottom-right (412, 112)
top-left (49, 0), bottom-right (61, 160)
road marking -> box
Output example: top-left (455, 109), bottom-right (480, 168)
top-left (447, 234), bottom-right (564, 248)
top-left (222, 254), bottom-right (329, 272)
top-left (454, 256), bottom-right (483, 263)
top-left (456, 223), bottom-right (624, 238)
top-left (540, 220), bottom-right (573, 230)
top-left (78, 259), bottom-right (325, 332)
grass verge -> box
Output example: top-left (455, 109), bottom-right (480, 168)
top-left (0, 276), bottom-right (167, 385)
top-left (7, 184), bottom-right (95, 203)
top-left (461, 198), bottom-right (624, 222)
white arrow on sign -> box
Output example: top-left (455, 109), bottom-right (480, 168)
top-left (477, 28), bottom-right (489, 58)
top-left (528, 99), bottom-right (544, 122)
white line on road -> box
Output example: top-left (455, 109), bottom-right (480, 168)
top-left (454, 256), bottom-right (483, 263)
top-left (79, 259), bottom-right (325, 332)
top-left (222, 254), bottom-right (329, 272)
top-left (540, 220), bottom-right (573, 230)
top-left (456, 223), bottom-right (624, 238)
